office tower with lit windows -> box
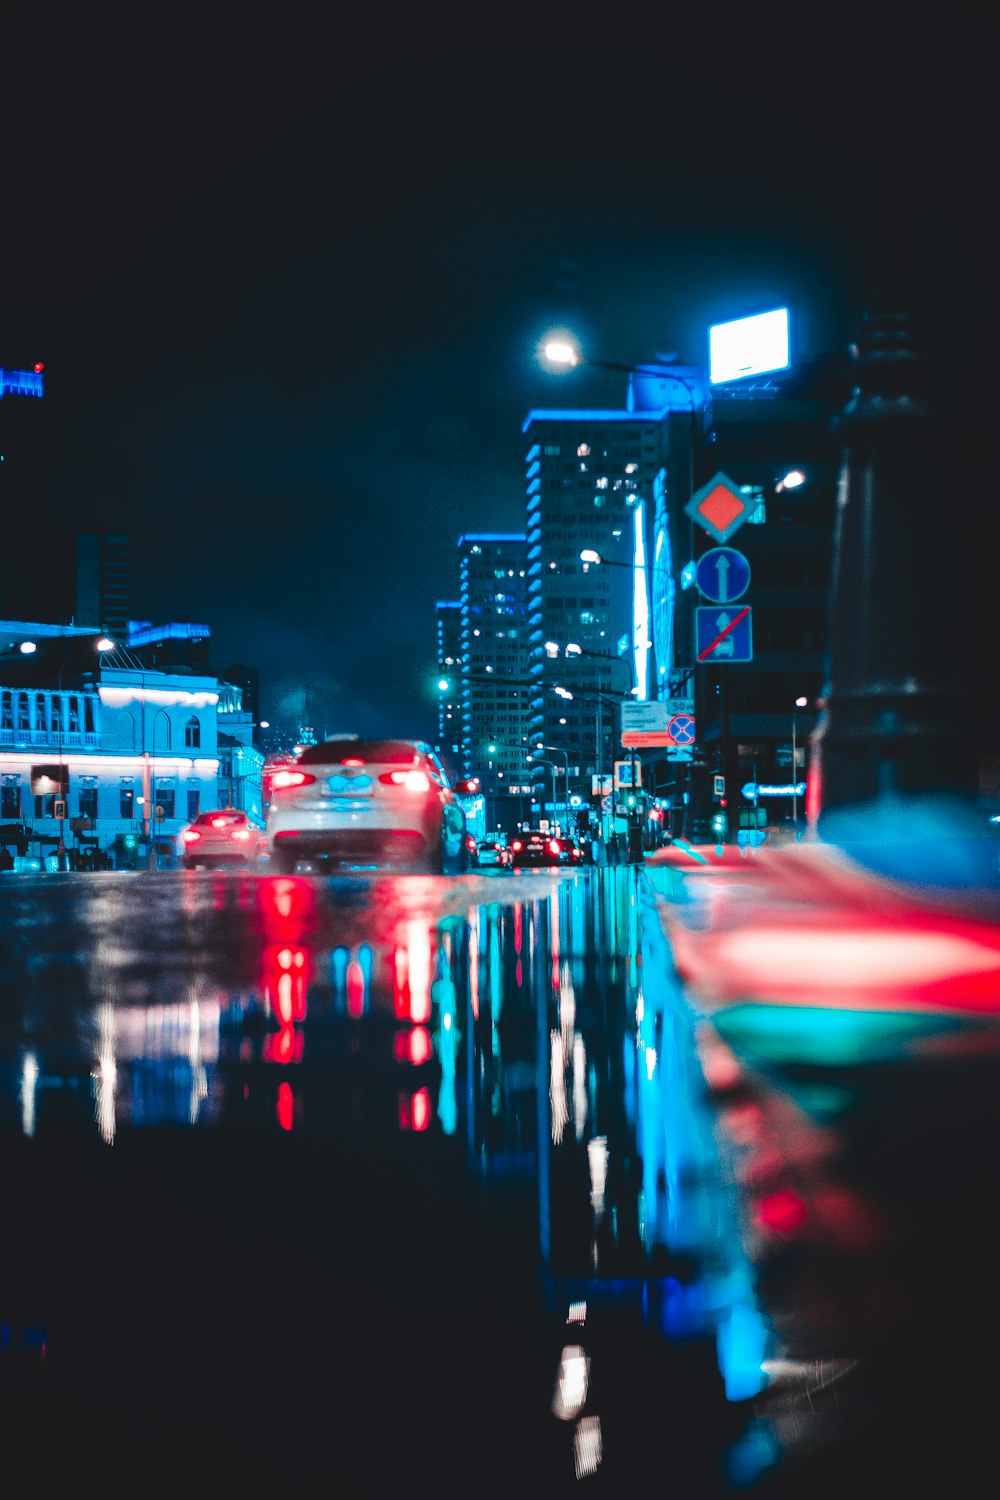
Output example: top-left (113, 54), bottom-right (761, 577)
top-left (456, 534), bottom-right (530, 831)
top-left (520, 403), bottom-right (685, 806)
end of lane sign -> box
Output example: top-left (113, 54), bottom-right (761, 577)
top-left (696, 605), bottom-right (753, 663)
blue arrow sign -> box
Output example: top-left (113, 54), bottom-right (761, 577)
top-left (696, 606), bottom-right (753, 663)
top-left (695, 546), bottom-right (750, 604)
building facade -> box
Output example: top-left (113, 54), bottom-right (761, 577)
top-left (0, 623), bottom-right (239, 868)
top-left (456, 534), bottom-right (531, 833)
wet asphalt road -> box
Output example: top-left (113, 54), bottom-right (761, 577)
top-left (3, 864), bottom-right (1000, 1498)
top-left (0, 867), bottom-right (744, 1496)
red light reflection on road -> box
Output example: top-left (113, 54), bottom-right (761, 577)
top-left (394, 1026), bottom-right (432, 1065)
top-left (398, 1086), bottom-right (431, 1132)
top-left (276, 1081), bottom-right (295, 1131)
top-left (346, 958), bottom-right (366, 1018)
top-left (261, 944), bottom-right (308, 1025)
top-left (263, 1027), bottom-right (304, 1065)
top-left (393, 920), bottom-right (433, 1023)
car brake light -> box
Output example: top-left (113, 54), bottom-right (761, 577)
top-left (381, 770), bottom-right (432, 792)
top-left (181, 830), bottom-right (201, 843)
top-left (511, 840), bottom-right (523, 852)
top-left (231, 829), bottom-right (251, 841)
top-left (548, 840), bottom-right (560, 855)
top-left (271, 770), bottom-right (316, 790)
top-left (341, 758), bottom-right (365, 767)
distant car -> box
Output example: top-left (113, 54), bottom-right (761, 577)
top-left (474, 839), bottom-right (511, 870)
top-left (180, 809), bottom-right (264, 869)
top-left (264, 736), bottom-right (470, 874)
top-left (508, 831), bottom-right (564, 869)
top-left (553, 835), bottom-right (585, 866)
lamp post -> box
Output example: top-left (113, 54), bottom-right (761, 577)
top-left (791, 696), bottom-right (808, 828)
top-left (543, 341), bottom-right (700, 410)
top-left (528, 754), bottom-right (558, 831)
top-left (531, 743), bottom-right (569, 831)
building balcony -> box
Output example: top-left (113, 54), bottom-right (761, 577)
top-left (0, 728), bottom-right (101, 750)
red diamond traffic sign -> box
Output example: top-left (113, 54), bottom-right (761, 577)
top-left (684, 471), bottom-right (756, 543)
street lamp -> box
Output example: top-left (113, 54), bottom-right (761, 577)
top-left (792, 695), bottom-right (808, 827)
top-left (542, 341), bottom-right (700, 410)
top-left (531, 742), bottom-right (569, 830)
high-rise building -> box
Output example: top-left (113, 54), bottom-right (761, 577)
top-left (2, 363), bottom-right (131, 635)
top-left (456, 534), bottom-right (530, 831)
top-left (520, 398), bottom-right (690, 814)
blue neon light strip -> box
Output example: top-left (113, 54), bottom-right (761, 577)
top-left (0, 370), bottom-right (44, 398)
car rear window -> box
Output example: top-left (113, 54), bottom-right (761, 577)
top-left (297, 739), bottom-right (426, 766)
top-left (293, 741), bottom-right (425, 768)
top-left (195, 811), bottom-right (246, 826)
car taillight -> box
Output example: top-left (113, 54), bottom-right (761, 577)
top-left (380, 770), bottom-right (432, 792)
top-left (181, 830), bottom-right (201, 843)
top-left (511, 840), bottom-right (523, 852)
top-left (548, 840), bottom-right (560, 855)
top-left (271, 770), bottom-right (316, 790)
top-left (231, 829), bottom-right (251, 841)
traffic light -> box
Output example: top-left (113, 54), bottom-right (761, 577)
top-left (123, 834), bottom-right (137, 850)
top-left (712, 812), bottom-right (728, 837)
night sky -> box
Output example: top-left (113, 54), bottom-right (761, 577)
top-left (4, 13), bottom-right (994, 740)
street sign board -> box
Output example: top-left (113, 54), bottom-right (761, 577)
top-left (696, 605), bottom-right (753, 663)
top-left (695, 546), bottom-right (751, 604)
top-left (614, 760), bottom-right (642, 789)
top-left (621, 701), bottom-right (698, 748)
top-left (684, 472), bottom-right (757, 543)
top-left (713, 775), bottom-right (725, 798)
top-left (620, 701), bottom-right (675, 748)
top-left (742, 781), bottom-right (806, 798)
top-left (666, 712), bottom-right (696, 745)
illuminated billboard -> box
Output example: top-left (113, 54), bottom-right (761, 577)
top-left (708, 307), bottom-right (790, 386)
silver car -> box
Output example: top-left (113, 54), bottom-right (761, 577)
top-left (265, 737), bottom-right (470, 874)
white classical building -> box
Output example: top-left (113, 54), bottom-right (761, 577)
top-left (0, 622), bottom-right (260, 869)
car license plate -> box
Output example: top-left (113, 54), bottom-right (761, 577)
top-left (325, 774), bottom-right (373, 797)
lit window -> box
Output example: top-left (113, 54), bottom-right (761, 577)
top-left (595, 476), bottom-right (608, 489)
top-left (577, 443), bottom-right (590, 457)
top-left (625, 462), bottom-right (638, 474)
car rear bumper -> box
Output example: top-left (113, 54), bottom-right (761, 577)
top-left (270, 827), bottom-right (431, 862)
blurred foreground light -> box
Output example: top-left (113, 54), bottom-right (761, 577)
top-left (574, 1416), bottom-right (603, 1479)
top-left (19, 640), bottom-right (37, 654)
top-left (552, 1344), bottom-right (589, 1420)
top-left (580, 549), bottom-right (602, 565)
top-left (777, 468), bottom-right (806, 491)
top-left (96, 637), bottom-right (115, 651)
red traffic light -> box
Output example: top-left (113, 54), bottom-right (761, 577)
top-left (33, 362), bottom-right (44, 373)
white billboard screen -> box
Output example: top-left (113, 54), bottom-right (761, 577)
top-left (708, 307), bottom-right (790, 385)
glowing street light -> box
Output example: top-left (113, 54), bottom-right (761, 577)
top-left (792, 696), bottom-right (809, 827)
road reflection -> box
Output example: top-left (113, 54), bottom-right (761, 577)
top-left (8, 856), bottom-right (989, 1494)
